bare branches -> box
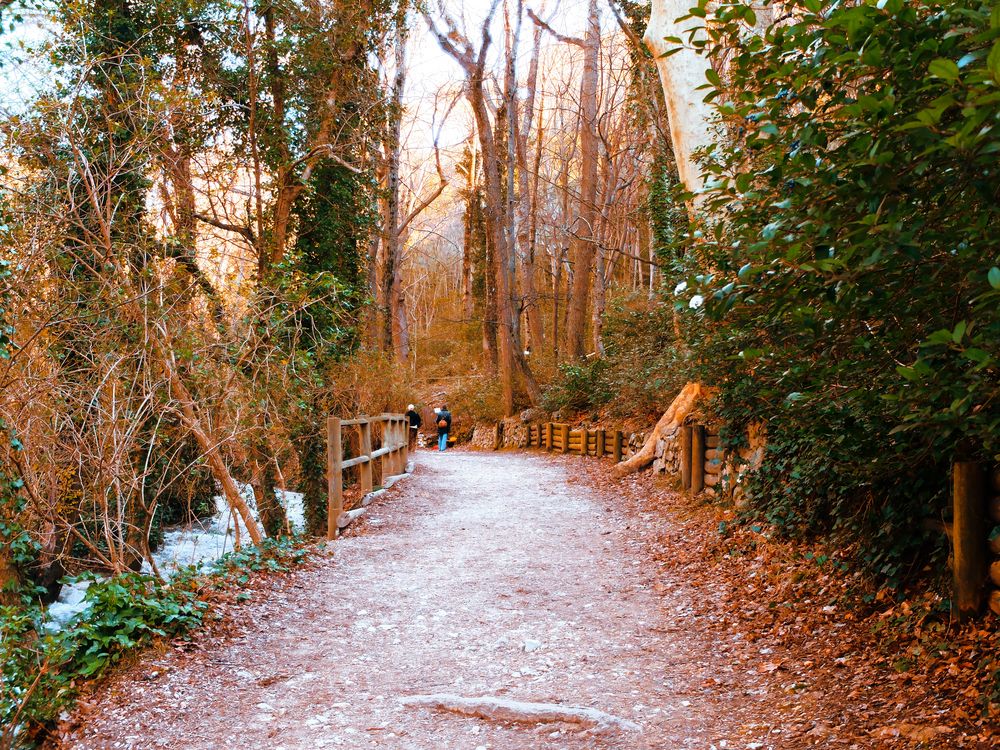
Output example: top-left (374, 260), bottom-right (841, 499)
top-left (526, 7), bottom-right (584, 47)
top-left (194, 212), bottom-right (257, 246)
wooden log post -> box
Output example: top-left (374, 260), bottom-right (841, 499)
top-left (567, 430), bottom-right (580, 454)
top-left (544, 422), bottom-right (553, 450)
top-left (953, 461), bottom-right (988, 618)
top-left (394, 418), bottom-right (403, 473)
top-left (359, 420), bottom-right (373, 495)
top-left (327, 417), bottom-right (343, 541)
top-left (596, 429), bottom-right (606, 458)
top-left (560, 424), bottom-right (570, 454)
top-left (386, 419), bottom-right (396, 475)
top-left (398, 419), bottom-right (410, 474)
top-left (612, 430), bottom-right (624, 463)
top-left (691, 425), bottom-right (706, 494)
top-left (680, 425), bottom-right (693, 490)
top-left (380, 420), bottom-right (392, 483)
top-left (396, 418), bottom-right (405, 472)
top-left (579, 430), bottom-right (588, 457)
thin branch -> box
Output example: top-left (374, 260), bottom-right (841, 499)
top-left (526, 7), bottom-right (584, 47)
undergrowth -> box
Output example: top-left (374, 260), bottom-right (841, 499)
top-left (0, 537), bottom-right (311, 750)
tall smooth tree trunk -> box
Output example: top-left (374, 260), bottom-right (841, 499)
top-left (425, 4), bottom-right (539, 413)
top-left (592, 240), bottom-right (606, 356)
top-left (565, 0), bottom-right (600, 359)
top-left (644, 0), bottom-right (715, 206)
top-left (462, 142), bottom-right (478, 321)
top-left (503, 5), bottom-right (523, 353)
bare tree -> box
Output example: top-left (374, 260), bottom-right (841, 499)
top-left (424, 0), bottom-right (541, 414)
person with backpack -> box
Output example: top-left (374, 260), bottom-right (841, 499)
top-left (435, 405), bottom-right (452, 451)
top-left (405, 404), bottom-right (422, 451)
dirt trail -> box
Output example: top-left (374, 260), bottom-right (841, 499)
top-left (56, 451), bottom-right (783, 750)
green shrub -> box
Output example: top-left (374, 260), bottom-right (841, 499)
top-left (541, 294), bottom-right (689, 420)
top-left (542, 359), bottom-right (612, 414)
top-left (666, 0), bottom-right (1000, 579)
top-left (0, 574), bottom-right (205, 749)
top-left (61, 573), bottom-right (207, 679)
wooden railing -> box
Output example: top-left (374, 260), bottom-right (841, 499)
top-left (527, 422), bottom-right (626, 463)
top-left (327, 413), bottom-right (409, 540)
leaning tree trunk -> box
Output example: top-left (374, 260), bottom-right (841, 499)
top-left (153, 330), bottom-right (264, 545)
top-left (614, 382), bottom-right (708, 477)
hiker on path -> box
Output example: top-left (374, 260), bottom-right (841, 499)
top-left (435, 405), bottom-right (452, 451)
top-left (405, 404), bottom-right (422, 451)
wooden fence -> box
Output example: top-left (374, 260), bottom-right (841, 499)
top-left (327, 413), bottom-right (409, 540)
top-left (525, 421), bottom-right (724, 495)
top-left (526, 422), bottom-right (626, 463)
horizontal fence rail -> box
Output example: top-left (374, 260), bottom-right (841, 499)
top-left (327, 413), bottom-right (409, 540)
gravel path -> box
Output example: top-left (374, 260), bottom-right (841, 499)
top-left (56, 450), bottom-right (753, 750)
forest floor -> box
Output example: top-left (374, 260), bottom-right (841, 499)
top-left (51, 450), bottom-right (996, 749)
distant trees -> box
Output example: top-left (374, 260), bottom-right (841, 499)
top-left (410, 0), bottom-right (662, 413)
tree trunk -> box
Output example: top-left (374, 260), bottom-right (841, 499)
top-left (515, 26), bottom-right (545, 354)
top-left (592, 239), bottom-right (606, 356)
top-left (566, 0), bottom-right (601, 359)
top-left (644, 0), bottom-right (715, 207)
top-left (381, 16), bottom-right (408, 360)
top-left (613, 382), bottom-right (708, 478)
top-left (424, 7), bottom-right (539, 411)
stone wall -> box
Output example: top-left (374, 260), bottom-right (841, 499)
top-left (469, 423), bottom-right (501, 450)
top-left (651, 426), bottom-right (684, 477)
top-left (500, 418), bottom-right (529, 449)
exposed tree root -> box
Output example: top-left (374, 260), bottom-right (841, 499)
top-left (398, 693), bottom-right (642, 733)
top-left (613, 381), bottom-right (708, 478)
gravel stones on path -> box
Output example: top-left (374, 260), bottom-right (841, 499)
top-left (53, 451), bottom-right (802, 750)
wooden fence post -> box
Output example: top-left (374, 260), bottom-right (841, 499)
top-left (953, 461), bottom-right (988, 618)
top-left (680, 425), bottom-right (693, 490)
top-left (359, 420), bottom-right (373, 494)
top-left (400, 417), bottom-right (409, 471)
top-left (596, 429), bottom-right (606, 458)
top-left (395, 418), bottom-right (404, 473)
top-left (380, 419), bottom-right (391, 482)
top-left (545, 422), bottom-right (554, 450)
top-left (560, 424), bottom-right (570, 454)
top-left (691, 425), bottom-right (706, 494)
top-left (612, 430), bottom-right (624, 463)
top-left (393, 418), bottom-right (402, 473)
top-left (327, 417), bottom-right (343, 541)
